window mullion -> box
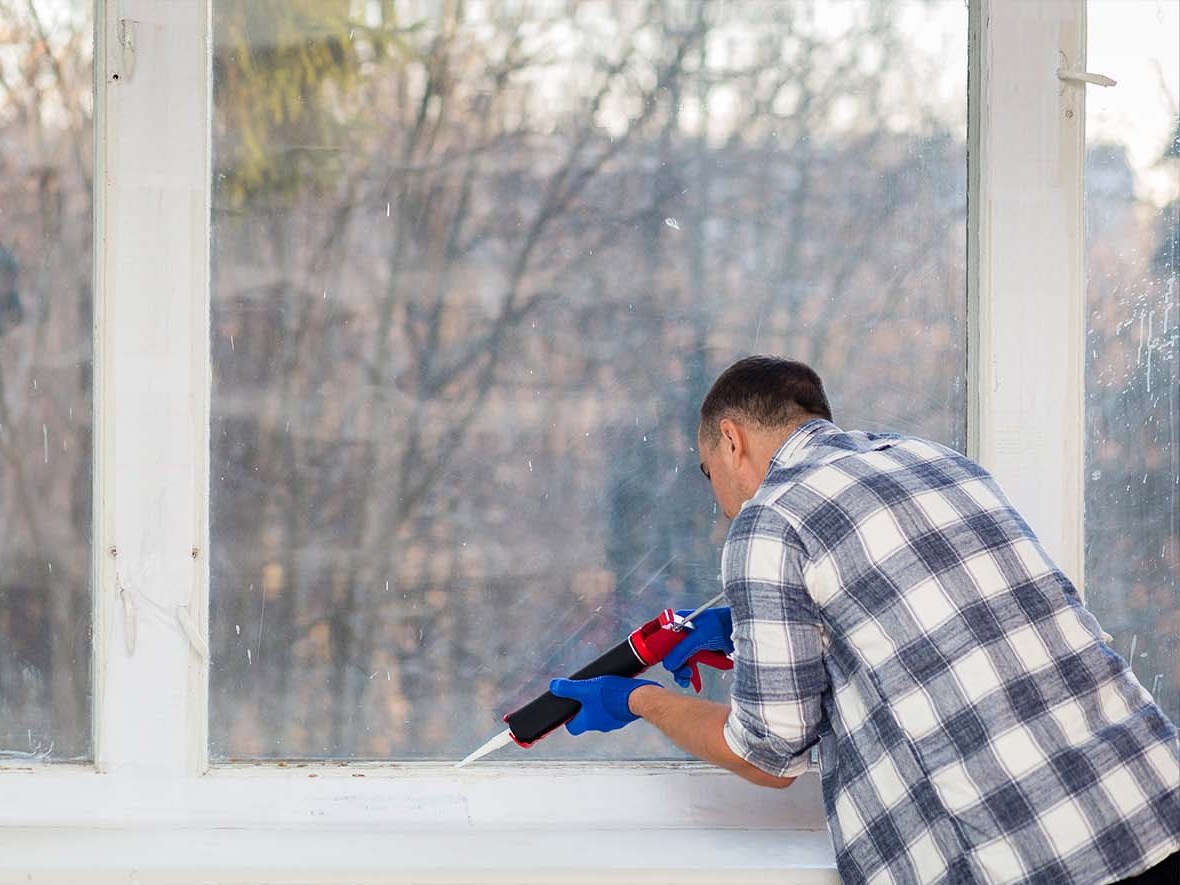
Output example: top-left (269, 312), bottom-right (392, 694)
top-left (92, 0), bottom-right (212, 776)
top-left (968, 0), bottom-right (1087, 590)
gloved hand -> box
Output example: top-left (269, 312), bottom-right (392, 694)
top-left (549, 675), bottom-right (660, 736)
top-left (661, 607), bottom-right (735, 690)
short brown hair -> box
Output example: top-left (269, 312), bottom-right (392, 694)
top-left (699, 356), bottom-right (832, 446)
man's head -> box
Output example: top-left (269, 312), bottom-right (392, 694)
top-left (697, 356), bottom-right (832, 518)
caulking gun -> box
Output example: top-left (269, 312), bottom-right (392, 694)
top-left (457, 590), bottom-right (731, 767)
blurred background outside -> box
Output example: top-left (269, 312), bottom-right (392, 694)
top-left (0, 0), bottom-right (1174, 763)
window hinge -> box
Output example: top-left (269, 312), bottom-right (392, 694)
top-left (104, 2), bottom-right (138, 84)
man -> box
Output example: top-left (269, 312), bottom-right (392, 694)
top-left (550, 356), bottom-right (1179, 884)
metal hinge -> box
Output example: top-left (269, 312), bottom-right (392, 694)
top-left (104, 1), bottom-right (138, 84)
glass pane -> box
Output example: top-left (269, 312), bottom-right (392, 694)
top-left (1084, 1), bottom-right (1179, 723)
top-left (0, 1), bottom-right (93, 762)
top-left (210, 0), bottom-right (967, 760)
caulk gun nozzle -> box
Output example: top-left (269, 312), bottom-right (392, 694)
top-left (455, 727), bottom-right (514, 768)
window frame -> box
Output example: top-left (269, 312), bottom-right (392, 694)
top-left (0, 0), bottom-right (1092, 879)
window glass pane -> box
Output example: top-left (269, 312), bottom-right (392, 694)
top-left (1084, 1), bottom-right (1179, 723)
top-left (210, 0), bottom-right (967, 760)
top-left (0, 1), bottom-right (93, 762)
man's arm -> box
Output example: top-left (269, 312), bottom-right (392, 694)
top-left (628, 684), bottom-right (796, 789)
top-left (714, 505), bottom-right (827, 778)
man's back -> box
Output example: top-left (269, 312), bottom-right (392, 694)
top-left (727, 419), bottom-right (1179, 884)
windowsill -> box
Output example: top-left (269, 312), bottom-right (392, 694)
top-left (1, 827), bottom-right (837, 884)
top-left (0, 764), bottom-right (837, 883)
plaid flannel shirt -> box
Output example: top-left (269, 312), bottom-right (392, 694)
top-left (720, 419), bottom-right (1180, 885)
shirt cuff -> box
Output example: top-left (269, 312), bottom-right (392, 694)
top-left (723, 712), bottom-right (813, 779)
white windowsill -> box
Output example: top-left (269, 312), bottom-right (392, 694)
top-left (0, 765), bottom-right (836, 883)
top-left (1, 828), bottom-right (837, 884)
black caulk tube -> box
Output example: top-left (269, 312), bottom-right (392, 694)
top-left (501, 606), bottom-right (700, 747)
top-left (503, 637), bottom-right (648, 746)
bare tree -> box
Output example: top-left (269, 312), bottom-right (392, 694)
top-left (208, 0), bottom-right (973, 759)
top-left (0, 0), bottom-right (93, 759)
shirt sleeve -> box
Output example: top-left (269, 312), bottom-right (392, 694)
top-left (721, 502), bottom-right (827, 778)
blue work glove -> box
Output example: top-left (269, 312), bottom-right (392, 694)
top-left (661, 607), bottom-right (734, 689)
top-left (548, 675), bottom-right (660, 736)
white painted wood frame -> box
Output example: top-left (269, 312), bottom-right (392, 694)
top-left (967, 0), bottom-right (1088, 591)
top-left (90, 0), bottom-right (212, 780)
top-left (0, 0), bottom-right (1091, 881)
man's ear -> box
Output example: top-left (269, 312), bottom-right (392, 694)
top-left (718, 417), bottom-right (746, 463)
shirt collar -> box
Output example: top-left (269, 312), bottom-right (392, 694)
top-left (770, 418), bottom-right (838, 469)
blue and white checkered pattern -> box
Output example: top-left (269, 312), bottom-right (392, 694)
top-left (720, 420), bottom-right (1180, 885)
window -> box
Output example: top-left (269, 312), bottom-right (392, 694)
top-left (0, 2), bottom-right (1131, 879)
top-left (0, 0), bottom-right (92, 763)
top-left (1083, 0), bottom-right (1179, 724)
top-left (209, 0), bottom-right (969, 761)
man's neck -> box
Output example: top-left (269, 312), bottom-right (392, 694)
top-left (774, 414), bottom-right (823, 449)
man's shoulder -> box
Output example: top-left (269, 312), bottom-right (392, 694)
top-left (757, 427), bottom-right (990, 523)
top-left (767, 427), bottom-right (968, 484)
top-left (811, 426), bottom-right (960, 459)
